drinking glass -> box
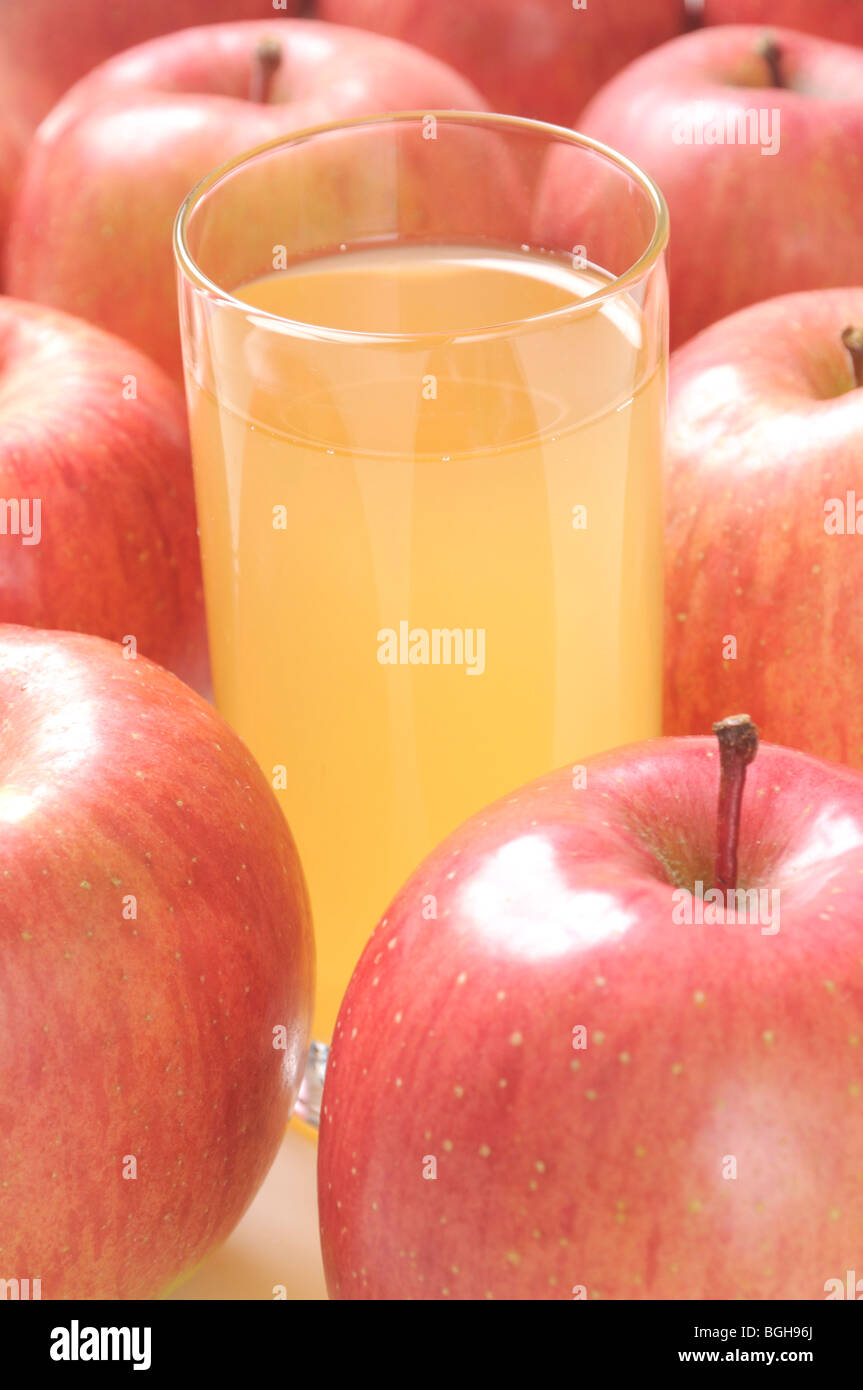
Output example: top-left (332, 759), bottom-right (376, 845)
top-left (174, 111), bottom-right (669, 1036)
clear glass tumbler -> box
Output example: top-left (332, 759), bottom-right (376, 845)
top-left (174, 111), bottom-right (668, 1036)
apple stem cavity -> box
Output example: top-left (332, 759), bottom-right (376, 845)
top-left (250, 37), bottom-right (282, 105)
top-left (713, 715), bottom-right (759, 895)
top-left (756, 33), bottom-right (783, 89)
top-left (842, 326), bottom-right (863, 389)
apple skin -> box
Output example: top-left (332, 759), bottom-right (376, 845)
top-left (0, 0), bottom-right (294, 105)
top-left (569, 25), bottom-right (863, 346)
top-left (0, 624), bottom-right (314, 1300)
top-left (5, 19), bottom-right (486, 380)
top-left (319, 733), bottom-right (863, 1300)
top-left (0, 0), bottom-right (296, 268)
top-left (318, 0), bottom-right (687, 127)
top-left (704, 0), bottom-right (863, 46)
top-left (664, 286), bottom-right (863, 768)
top-left (0, 296), bottom-right (209, 694)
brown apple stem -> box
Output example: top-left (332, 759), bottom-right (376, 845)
top-left (684, 0), bottom-right (703, 32)
top-left (713, 715), bottom-right (759, 895)
top-left (250, 37), bottom-right (282, 104)
top-left (756, 33), bottom-right (783, 88)
top-left (842, 326), bottom-right (863, 389)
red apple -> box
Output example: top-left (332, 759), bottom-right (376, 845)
top-left (0, 623), bottom-right (314, 1299)
top-left (663, 286), bottom-right (863, 767)
top-left (704, 1), bottom-right (863, 46)
top-left (0, 296), bottom-right (208, 692)
top-left (0, 0), bottom-right (300, 269)
top-left (0, 625), bottom-right (314, 1295)
top-left (318, 0), bottom-right (687, 127)
top-left (5, 19), bottom-right (486, 379)
top-left (319, 719), bottom-right (863, 1299)
top-left (562, 25), bottom-right (863, 346)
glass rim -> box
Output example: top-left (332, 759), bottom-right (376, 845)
top-left (173, 109), bottom-right (669, 347)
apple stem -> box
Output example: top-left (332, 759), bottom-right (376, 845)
top-left (756, 33), bottom-right (783, 88)
top-left (842, 326), bottom-right (863, 389)
top-left (684, 0), bottom-right (703, 32)
top-left (713, 715), bottom-right (759, 896)
top-left (250, 37), bottom-right (282, 104)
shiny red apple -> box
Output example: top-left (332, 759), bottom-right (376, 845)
top-left (0, 295), bottom-right (208, 692)
top-left (664, 286), bottom-right (863, 767)
top-left (704, 0), bottom-right (863, 45)
top-left (0, 624), bottom-right (314, 1299)
top-left (0, 0), bottom-right (295, 268)
top-left (5, 18), bottom-right (485, 379)
top-left (318, 0), bottom-right (686, 127)
top-left (319, 720), bottom-right (863, 1299)
top-left (571, 25), bottom-right (863, 345)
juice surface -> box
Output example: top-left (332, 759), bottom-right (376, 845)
top-left (187, 243), bottom-right (665, 1036)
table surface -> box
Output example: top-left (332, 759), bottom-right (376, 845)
top-left (169, 1124), bottom-right (328, 1301)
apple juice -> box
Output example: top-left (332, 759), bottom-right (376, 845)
top-left (185, 243), bottom-right (665, 1034)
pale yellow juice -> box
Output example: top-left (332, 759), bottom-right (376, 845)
top-left (186, 244), bottom-right (665, 1035)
